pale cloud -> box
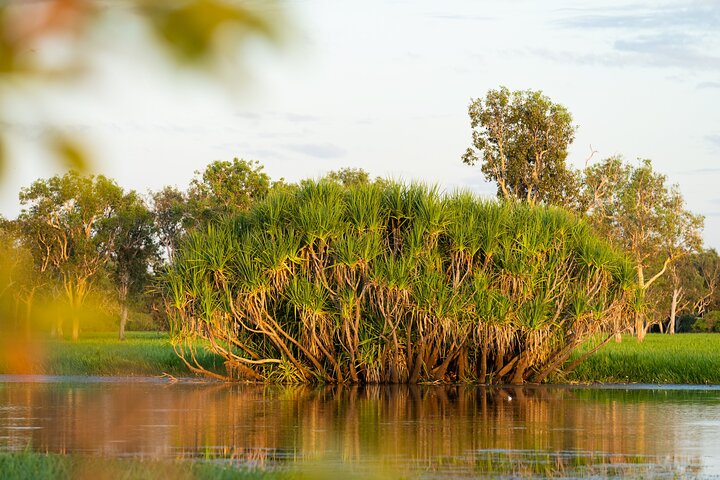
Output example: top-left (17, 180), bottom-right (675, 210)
top-left (544, 2), bottom-right (720, 70)
top-left (557, 2), bottom-right (720, 31)
top-left (706, 135), bottom-right (720, 152)
top-left (429, 14), bottom-right (494, 22)
top-left (678, 166), bottom-right (720, 175)
top-left (698, 81), bottom-right (720, 89)
top-left (283, 142), bottom-right (346, 159)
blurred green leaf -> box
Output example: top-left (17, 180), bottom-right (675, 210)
top-left (139, 0), bottom-right (279, 65)
top-left (49, 134), bottom-right (88, 172)
top-left (0, 133), bottom-right (5, 180)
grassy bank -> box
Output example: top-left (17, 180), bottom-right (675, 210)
top-left (0, 332), bottom-right (224, 377)
top-left (3, 332), bottom-right (720, 384)
top-left (0, 452), bottom-right (288, 480)
top-left (0, 451), bottom-right (683, 480)
top-left (566, 333), bottom-right (720, 384)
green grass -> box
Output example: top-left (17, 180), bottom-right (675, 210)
top-left (0, 451), bottom-right (688, 480)
top-left (565, 333), bottom-right (720, 384)
top-left (0, 452), bottom-right (290, 480)
top-left (0, 332), bottom-right (225, 377)
top-left (4, 331), bottom-right (720, 384)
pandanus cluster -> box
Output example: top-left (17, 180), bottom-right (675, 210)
top-left (163, 181), bottom-right (635, 384)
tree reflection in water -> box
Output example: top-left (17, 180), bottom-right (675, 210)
top-left (0, 381), bottom-right (711, 477)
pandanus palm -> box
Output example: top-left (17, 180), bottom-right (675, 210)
top-left (163, 180), bottom-right (634, 384)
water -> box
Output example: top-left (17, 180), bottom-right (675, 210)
top-left (1, 376), bottom-right (720, 478)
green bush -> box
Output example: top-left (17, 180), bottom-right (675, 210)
top-left (164, 181), bottom-right (634, 384)
top-left (691, 311), bottom-right (720, 333)
top-left (676, 314), bottom-right (697, 333)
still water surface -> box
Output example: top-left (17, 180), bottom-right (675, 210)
top-left (1, 376), bottom-right (720, 478)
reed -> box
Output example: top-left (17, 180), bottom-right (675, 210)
top-left (163, 181), bottom-right (635, 384)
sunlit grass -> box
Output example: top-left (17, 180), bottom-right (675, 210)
top-left (0, 451), bottom-right (690, 480)
top-left (4, 331), bottom-right (720, 385)
top-left (0, 452), bottom-right (287, 480)
top-left (566, 333), bottom-right (720, 384)
top-left (0, 332), bottom-right (224, 377)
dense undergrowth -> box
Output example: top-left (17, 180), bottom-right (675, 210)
top-left (164, 181), bottom-right (635, 384)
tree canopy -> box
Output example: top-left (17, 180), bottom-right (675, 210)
top-left (462, 86), bottom-right (577, 206)
top-left (580, 157), bottom-right (704, 339)
top-left (188, 158), bottom-right (271, 224)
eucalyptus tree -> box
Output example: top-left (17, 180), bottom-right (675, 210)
top-left (690, 249), bottom-right (720, 316)
top-left (462, 86), bottom-right (578, 206)
top-left (188, 158), bottom-right (270, 225)
top-left (18, 171), bottom-right (124, 340)
top-left (151, 186), bottom-right (191, 261)
top-left (107, 191), bottom-right (160, 340)
top-left (581, 157), bottom-right (703, 340)
top-left (324, 167), bottom-right (372, 187)
top-left (163, 180), bottom-right (633, 384)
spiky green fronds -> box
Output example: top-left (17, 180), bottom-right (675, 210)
top-left (163, 180), bottom-right (634, 384)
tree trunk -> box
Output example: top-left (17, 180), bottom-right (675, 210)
top-left (24, 287), bottom-right (36, 341)
top-left (635, 311), bottom-right (646, 343)
top-left (668, 287), bottom-right (680, 335)
top-left (119, 273), bottom-right (130, 341)
top-left (119, 303), bottom-right (128, 341)
top-left (71, 314), bottom-right (80, 341)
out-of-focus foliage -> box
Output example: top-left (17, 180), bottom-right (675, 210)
top-left (8, 171), bottom-right (161, 341)
top-left (0, 0), bottom-right (286, 176)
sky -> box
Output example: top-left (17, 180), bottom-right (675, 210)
top-left (2, 0), bottom-right (719, 247)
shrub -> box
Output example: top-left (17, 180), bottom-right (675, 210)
top-left (162, 181), bottom-right (634, 384)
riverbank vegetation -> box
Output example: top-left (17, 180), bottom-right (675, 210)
top-left (0, 88), bottom-right (716, 384)
top-left (0, 332), bottom-right (221, 377)
top-left (3, 332), bottom-right (720, 385)
top-left (0, 452), bottom-right (289, 480)
top-left (566, 333), bottom-right (720, 384)
top-left (165, 181), bottom-right (633, 384)
top-left (0, 446), bottom-right (690, 480)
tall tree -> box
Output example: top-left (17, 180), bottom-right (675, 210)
top-left (691, 249), bottom-right (720, 316)
top-left (151, 186), bottom-right (190, 261)
top-left (107, 191), bottom-right (159, 340)
top-left (324, 167), bottom-right (372, 187)
top-left (188, 158), bottom-right (270, 224)
top-left (581, 157), bottom-right (704, 340)
top-left (18, 171), bottom-right (124, 340)
top-left (462, 86), bottom-right (578, 206)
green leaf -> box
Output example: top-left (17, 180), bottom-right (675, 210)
top-left (49, 134), bottom-right (89, 172)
